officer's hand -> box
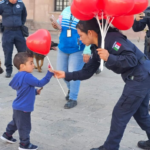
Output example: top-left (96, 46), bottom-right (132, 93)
top-left (52, 22), bottom-right (58, 29)
top-left (97, 48), bottom-right (109, 61)
top-left (49, 69), bottom-right (65, 79)
top-left (83, 54), bottom-right (91, 63)
top-left (135, 13), bottom-right (144, 21)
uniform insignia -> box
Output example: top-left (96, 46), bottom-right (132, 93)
top-left (16, 4), bottom-right (20, 8)
top-left (112, 42), bottom-right (121, 51)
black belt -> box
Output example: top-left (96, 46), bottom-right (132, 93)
top-left (4, 26), bottom-right (21, 30)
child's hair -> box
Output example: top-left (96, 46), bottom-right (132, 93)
top-left (13, 52), bottom-right (33, 70)
top-left (76, 18), bottom-right (119, 34)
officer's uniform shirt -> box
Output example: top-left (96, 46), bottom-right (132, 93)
top-left (0, 0), bottom-right (27, 27)
top-left (132, 7), bottom-right (150, 36)
top-left (65, 31), bottom-right (150, 83)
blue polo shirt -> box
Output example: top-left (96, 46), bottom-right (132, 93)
top-left (57, 6), bottom-right (85, 54)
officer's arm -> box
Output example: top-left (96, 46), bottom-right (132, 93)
top-left (22, 4), bottom-right (27, 25)
top-left (105, 39), bottom-right (138, 73)
top-left (65, 51), bottom-right (100, 81)
top-left (132, 18), bottom-right (148, 32)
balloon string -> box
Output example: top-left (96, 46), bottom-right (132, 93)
top-left (46, 56), bottom-right (66, 96)
top-left (96, 14), bottom-right (104, 71)
top-left (104, 17), bottom-right (114, 38)
top-left (96, 14), bottom-right (114, 72)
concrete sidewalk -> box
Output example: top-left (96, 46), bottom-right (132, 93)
top-left (0, 33), bottom-right (147, 150)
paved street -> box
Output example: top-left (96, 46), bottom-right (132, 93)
top-left (0, 32), bottom-right (147, 150)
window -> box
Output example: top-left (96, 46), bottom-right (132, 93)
top-left (55, 0), bottom-right (69, 11)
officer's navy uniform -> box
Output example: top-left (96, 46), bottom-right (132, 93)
top-left (65, 31), bottom-right (150, 150)
top-left (132, 7), bottom-right (150, 58)
top-left (0, 0), bottom-right (27, 75)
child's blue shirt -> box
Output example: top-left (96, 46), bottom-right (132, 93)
top-left (9, 71), bottom-right (53, 112)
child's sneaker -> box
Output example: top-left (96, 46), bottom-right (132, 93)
top-left (19, 143), bottom-right (38, 150)
top-left (1, 132), bottom-right (17, 144)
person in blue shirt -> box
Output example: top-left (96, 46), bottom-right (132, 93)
top-left (0, 0), bottom-right (27, 78)
top-left (1, 52), bottom-right (53, 150)
top-left (51, 0), bottom-right (88, 109)
top-left (51, 18), bottom-right (150, 150)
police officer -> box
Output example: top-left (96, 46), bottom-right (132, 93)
top-left (51, 18), bottom-right (150, 150)
top-left (132, 7), bottom-right (150, 111)
top-left (0, 0), bottom-right (27, 78)
top-left (132, 7), bottom-right (150, 58)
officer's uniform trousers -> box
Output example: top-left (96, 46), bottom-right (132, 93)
top-left (104, 60), bottom-right (150, 150)
top-left (2, 28), bottom-right (26, 74)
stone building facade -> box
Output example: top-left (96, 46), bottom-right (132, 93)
top-left (23, 0), bottom-right (65, 31)
top-left (24, 0), bottom-right (150, 39)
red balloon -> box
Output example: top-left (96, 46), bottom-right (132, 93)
top-left (97, 0), bottom-right (105, 12)
top-left (26, 29), bottom-right (51, 55)
top-left (128, 0), bottom-right (148, 15)
top-left (98, 14), bottom-right (107, 20)
top-left (74, 0), bottom-right (104, 15)
top-left (71, 2), bottom-right (94, 20)
top-left (104, 0), bottom-right (134, 17)
top-left (111, 15), bottom-right (134, 30)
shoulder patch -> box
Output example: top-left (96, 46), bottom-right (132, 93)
top-left (112, 41), bottom-right (122, 51)
top-left (0, 0), bottom-right (5, 4)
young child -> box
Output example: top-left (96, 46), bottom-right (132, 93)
top-left (1, 52), bottom-right (53, 150)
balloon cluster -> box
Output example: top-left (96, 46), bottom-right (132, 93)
top-left (71, 0), bottom-right (148, 30)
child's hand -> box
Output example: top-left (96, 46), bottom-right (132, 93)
top-left (48, 65), bottom-right (54, 73)
top-left (37, 87), bottom-right (43, 95)
top-left (48, 68), bottom-right (54, 73)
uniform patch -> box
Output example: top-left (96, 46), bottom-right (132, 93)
top-left (16, 4), bottom-right (20, 8)
top-left (112, 42), bottom-right (121, 51)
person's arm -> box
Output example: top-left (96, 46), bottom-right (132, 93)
top-left (65, 57), bottom-right (99, 81)
top-left (53, 49), bottom-right (100, 81)
top-left (106, 52), bottom-right (138, 73)
top-left (25, 71), bottom-right (53, 87)
top-left (51, 11), bottom-right (63, 29)
top-left (104, 38), bottom-right (138, 73)
top-left (21, 3), bottom-right (27, 25)
top-left (132, 13), bottom-right (148, 32)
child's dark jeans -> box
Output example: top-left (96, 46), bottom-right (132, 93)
top-left (6, 109), bottom-right (31, 145)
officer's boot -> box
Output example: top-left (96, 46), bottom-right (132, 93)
top-left (90, 145), bottom-right (107, 150)
top-left (5, 72), bottom-right (11, 78)
top-left (138, 140), bottom-right (150, 149)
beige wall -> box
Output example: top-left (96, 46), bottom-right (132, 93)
top-left (23, 0), bottom-right (150, 39)
top-left (23, 0), bottom-right (61, 31)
